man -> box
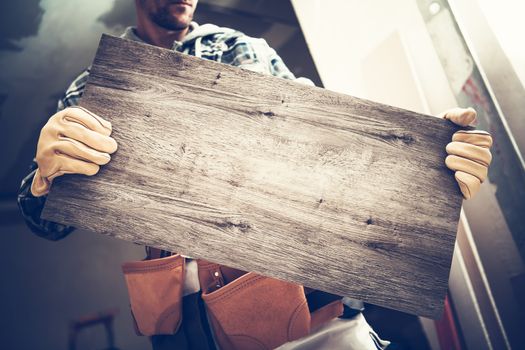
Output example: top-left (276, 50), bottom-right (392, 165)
top-left (17, 0), bottom-right (493, 349)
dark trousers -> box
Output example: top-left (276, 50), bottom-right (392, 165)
top-left (151, 292), bottom-right (216, 350)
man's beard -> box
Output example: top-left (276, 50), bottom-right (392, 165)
top-left (150, 3), bottom-right (192, 31)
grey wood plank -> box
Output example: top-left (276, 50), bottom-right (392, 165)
top-left (42, 34), bottom-right (463, 318)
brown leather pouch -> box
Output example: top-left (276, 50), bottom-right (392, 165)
top-left (122, 254), bottom-right (185, 336)
top-left (201, 272), bottom-right (310, 350)
top-left (310, 299), bottom-right (344, 330)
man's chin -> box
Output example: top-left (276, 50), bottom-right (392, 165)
top-left (154, 18), bottom-right (191, 31)
top-left (150, 7), bottom-right (193, 31)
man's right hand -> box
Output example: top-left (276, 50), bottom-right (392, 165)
top-left (31, 106), bottom-right (118, 197)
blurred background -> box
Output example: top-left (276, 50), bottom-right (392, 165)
top-left (0, 0), bottom-right (524, 349)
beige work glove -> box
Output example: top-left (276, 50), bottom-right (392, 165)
top-left (440, 107), bottom-right (493, 199)
top-left (31, 106), bottom-right (118, 197)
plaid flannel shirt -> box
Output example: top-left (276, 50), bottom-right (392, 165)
top-left (17, 23), bottom-right (310, 240)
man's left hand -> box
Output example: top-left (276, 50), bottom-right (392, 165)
top-left (439, 107), bottom-right (493, 200)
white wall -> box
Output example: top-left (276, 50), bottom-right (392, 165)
top-left (476, 0), bottom-right (525, 90)
top-left (291, 0), bottom-right (458, 115)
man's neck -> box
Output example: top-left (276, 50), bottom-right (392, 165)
top-left (136, 20), bottom-right (190, 49)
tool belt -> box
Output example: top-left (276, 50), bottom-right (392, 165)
top-left (122, 250), bottom-right (344, 350)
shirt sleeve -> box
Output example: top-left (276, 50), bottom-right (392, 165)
top-left (265, 43), bottom-right (297, 80)
top-left (17, 69), bottom-right (90, 240)
top-left (221, 34), bottom-right (315, 84)
top-left (17, 161), bottom-right (74, 240)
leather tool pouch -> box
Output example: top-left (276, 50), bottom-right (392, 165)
top-left (122, 254), bottom-right (185, 336)
top-left (200, 268), bottom-right (311, 350)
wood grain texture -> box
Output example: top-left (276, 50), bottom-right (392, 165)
top-left (42, 34), bottom-right (462, 318)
